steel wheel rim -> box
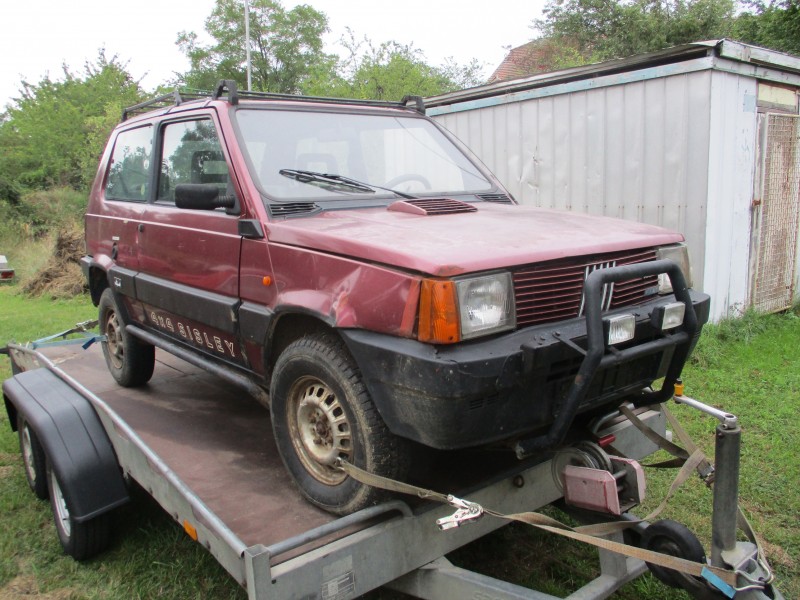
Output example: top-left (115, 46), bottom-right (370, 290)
top-left (104, 309), bottom-right (124, 369)
top-left (50, 470), bottom-right (71, 537)
top-left (287, 376), bottom-right (352, 485)
top-left (21, 425), bottom-right (36, 483)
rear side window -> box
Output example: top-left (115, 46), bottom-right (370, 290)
top-left (157, 119), bottom-right (231, 203)
top-left (105, 126), bottom-right (153, 201)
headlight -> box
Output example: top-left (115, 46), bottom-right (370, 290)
top-left (418, 272), bottom-right (515, 343)
top-left (456, 273), bottom-right (516, 339)
top-left (656, 243), bottom-right (693, 293)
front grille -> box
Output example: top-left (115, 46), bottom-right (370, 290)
top-left (513, 248), bottom-right (658, 327)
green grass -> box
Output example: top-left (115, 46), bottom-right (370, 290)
top-left (1, 285), bottom-right (798, 598)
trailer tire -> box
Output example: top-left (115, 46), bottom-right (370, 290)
top-left (270, 333), bottom-right (409, 515)
top-left (99, 288), bottom-right (155, 387)
top-left (17, 414), bottom-right (48, 500)
top-left (47, 466), bottom-right (112, 561)
top-left (641, 519), bottom-right (723, 598)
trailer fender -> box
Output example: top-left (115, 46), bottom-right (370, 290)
top-left (2, 368), bottom-right (129, 522)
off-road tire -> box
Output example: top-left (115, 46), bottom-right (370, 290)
top-left (18, 414), bottom-right (48, 500)
top-left (47, 467), bottom-right (112, 560)
top-left (99, 288), bottom-right (155, 387)
top-left (270, 333), bottom-right (409, 515)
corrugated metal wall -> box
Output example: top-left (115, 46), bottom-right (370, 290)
top-left (704, 72), bottom-right (758, 317)
top-left (433, 69), bottom-right (759, 320)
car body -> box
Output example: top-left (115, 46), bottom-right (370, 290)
top-left (82, 81), bottom-right (709, 513)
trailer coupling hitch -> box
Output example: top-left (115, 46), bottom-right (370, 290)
top-left (436, 495), bottom-right (484, 530)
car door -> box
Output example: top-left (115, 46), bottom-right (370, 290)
top-left (86, 124), bottom-right (153, 317)
top-left (135, 114), bottom-right (245, 366)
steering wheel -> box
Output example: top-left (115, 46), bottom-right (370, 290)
top-left (384, 174), bottom-right (432, 191)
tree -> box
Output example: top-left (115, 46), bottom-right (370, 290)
top-left (733, 0), bottom-right (800, 55)
top-left (531, 0), bottom-right (736, 69)
top-left (0, 51), bottom-right (143, 191)
top-left (176, 0), bottom-right (336, 94)
top-left (309, 30), bottom-right (483, 100)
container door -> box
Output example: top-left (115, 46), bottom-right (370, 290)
top-left (749, 113), bottom-right (800, 313)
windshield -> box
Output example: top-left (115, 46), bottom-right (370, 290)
top-left (234, 108), bottom-right (493, 201)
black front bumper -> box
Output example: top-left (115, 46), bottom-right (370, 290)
top-left (342, 260), bottom-right (710, 451)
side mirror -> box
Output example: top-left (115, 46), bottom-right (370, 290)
top-left (175, 183), bottom-right (237, 211)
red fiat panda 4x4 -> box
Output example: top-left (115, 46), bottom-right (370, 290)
top-left (83, 81), bottom-right (709, 514)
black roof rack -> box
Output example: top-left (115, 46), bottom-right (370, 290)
top-left (122, 80), bottom-right (426, 121)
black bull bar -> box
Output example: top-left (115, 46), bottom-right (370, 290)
top-left (515, 259), bottom-right (699, 457)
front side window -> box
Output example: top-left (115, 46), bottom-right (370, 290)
top-left (105, 126), bottom-right (153, 201)
top-left (234, 109), bottom-right (492, 201)
top-left (157, 119), bottom-right (231, 203)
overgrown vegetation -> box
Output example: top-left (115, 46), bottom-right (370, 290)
top-left (0, 188), bottom-right (87, 298)
top-left (0, 52), bottom-right (143, 193)
top-left (527, 0), bottom-right (799, 73)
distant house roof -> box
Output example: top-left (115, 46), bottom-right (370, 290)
top-left (487, 40), bottom-right (562, 83)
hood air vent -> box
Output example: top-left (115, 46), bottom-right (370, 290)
top-left (477, 193), bottom-right (514, 204)
top-left (388, 198), bottom-right (478, 216)
top-left (269, 202), bottom-right (320, 218)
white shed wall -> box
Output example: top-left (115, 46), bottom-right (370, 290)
top-left (432, 69), bottom-right (758, 320)
top-left (704, 72), bottom-right (758, 318)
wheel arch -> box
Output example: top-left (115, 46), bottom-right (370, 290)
top-left (88, 267), bottom-right (109, 306)
top-left (2, 368), bottom-right (129, 522)
top-left (80, 257), bottom-right (110, 306)
top-left (264, 310), bottom-right (339, 382)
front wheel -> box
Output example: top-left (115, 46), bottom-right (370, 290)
top-left (270, 333), bottom-right (409, 515)
top-left (99, 288), bottom-right (155, 387)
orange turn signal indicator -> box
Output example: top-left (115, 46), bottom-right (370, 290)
top-left (262, 276), bottom-right (272, 286)
top-left (418, 279), bottom-right (460, 344)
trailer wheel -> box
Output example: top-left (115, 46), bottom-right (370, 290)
top-left (270, 333), bottom-right (409, 515)
top-left (99, 288), bottom-right (155, 387)
top-left (47, 467), bottom-right (112, 561)
top-left (17, 415), bottom-right (48, 500)
top-left (641, 519), bottom-right (724, 598)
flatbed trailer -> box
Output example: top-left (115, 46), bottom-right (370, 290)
top-left (1, 339), bottom-right (781, 599)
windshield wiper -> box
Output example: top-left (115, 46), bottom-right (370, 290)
top-left (278, 169), bottom-right (416, 199)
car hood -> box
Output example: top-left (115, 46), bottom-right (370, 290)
top-left (265, 202), bottom-right (684, 277)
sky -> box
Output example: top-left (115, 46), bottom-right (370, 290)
top-left (1, 0), bottom-right (545, 109)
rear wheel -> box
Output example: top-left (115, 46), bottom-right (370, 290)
top-left (99, 288), bottom-right (155, 387)
top-left (18, 414), bottom-right (48, 500)
top-left (47, 467), bottom-right (112, 560)
top-left (270, 333), bottom-right (409, 515)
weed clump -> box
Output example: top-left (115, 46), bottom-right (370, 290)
top-left (22, 226), bottom-right (87, 298)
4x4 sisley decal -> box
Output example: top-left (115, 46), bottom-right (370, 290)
top-left (147, 309), bottom-right (239, 359)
